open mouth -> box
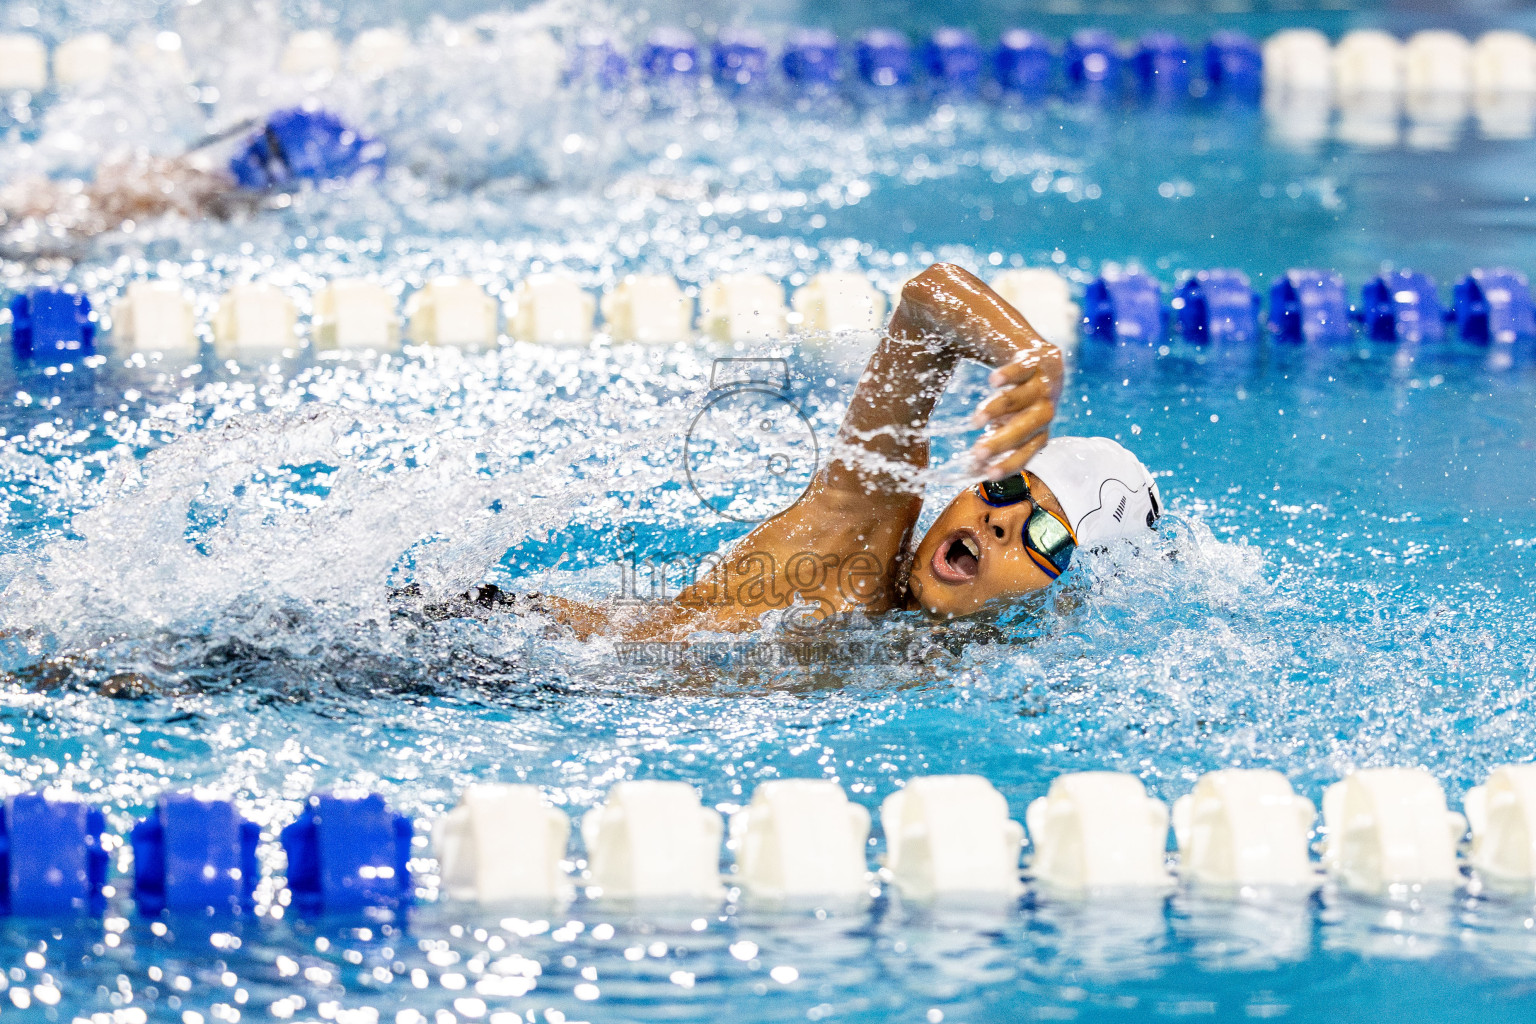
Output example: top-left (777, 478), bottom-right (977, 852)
top-left (931, 529), bottom-right (982, 584)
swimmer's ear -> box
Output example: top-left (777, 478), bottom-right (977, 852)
top-left (1146, 491), bottom-right (1161, 529)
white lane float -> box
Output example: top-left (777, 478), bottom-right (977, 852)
top-left (1404, 31), bottom-right (1473, 95)
top-left (54, 33), bottom-right (118, 88)
top-left (509, 273), bottom-right (596, 345)
top-left (436, 784), bottom-right (572, 902)
top-left (213, 282), bottom-right (298, 358)
top-left (603, 274), bottom-right (693, 343)
top-left (732, 779), bottom-right (871, 898)
top-left (349, 27), bottom-right (412, 79)
top-left (281, 29), bottom-right (342, 78)
top-left (882, 775), bottom-right (1025, 897)
top-left (989, 268), bottom-right (1080, 352)
top-left (700, 273), bottom-right (788, 341)
top-left (1405, 92), bottom-right (1469, 150)
top-left (405, 276), bottom-right (501, 348)
top-left (0, 34), bottom-right (49, 91)
top-left (1265, 87), bottom-right (1333, 148)
top-left (1172, 769), bottom-right (1317, 887)
top-left (582, 781), bottom-right (725, 899)
top-left (112, 281), bottom-right (198, 356)
top-left (1474, 90), bottom-right (1536, 139)
top-left (314, 279), bottom-right (399, 352)
top-left (1472, 31), bottom-right (1536, 95)
top-left (792, 272), bottom-right (887, 332)
top-left (1464, 764), bottom-right (1536, 886)
top-left (1334, 29), bottom-right (1405, 96)
top-left (1263, 28), bottom-right (1334, 94)
top-left (1321, 768), bottom-right (1466, 892)
top-left (1404, 35), bottom-right (1473, 149)
top-left (1026, 772), bottom-right (1171, 890)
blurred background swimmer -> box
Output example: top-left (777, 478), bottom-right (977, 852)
top-left (0, 105), bottom-right (382, 259)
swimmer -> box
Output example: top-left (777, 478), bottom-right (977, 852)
top-left (0, 106), bottom-right (382, 258)
top-left (421, 262), bottom-right (1161, 638)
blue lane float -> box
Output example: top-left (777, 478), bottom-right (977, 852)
top-left (782, 28), bottom-right (840, 87)
top-left (1175, 269), bottom-right (1261, 344)
top-left (713, 29), bottom-right (769, 93)
top-left (9, 287), bottom-right (94, 360)
top-left (568, 34), bottom-right (628, 89)
top-left (281, 792), bottom-right (412, 914)
top-left (1267, 269), bottom-right (1352, 344)
top-left (857, 29), bottom-right (914, 88)
top-left (1134, 32), bottom-right (1193, 97)
top-left (1360, 269), bottom-right (1446, 343)
top-left (1453, 267), bottom-right (1536, 345)
top-left (1084, 270), bottom-right (1166, 344)
top-left (1065, 28), bottom-right (1122, 90)
top-left (131, 793), bottom-right (260, 916)
top-left (544, 24), bottom-right (1278, 106)
top-left (639, 28), bottom-right (699, 81)
top-left (921, 28), bottom-right (983, 96)
top-left (1204, 31), bottom-right (1264, 97)
top-left (0, 793), bottom-right (108, 916)
top-left (994, 29), bottom-right (1055, 95)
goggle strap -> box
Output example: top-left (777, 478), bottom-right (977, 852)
top-left (1026, 546), bottom-right (1063, 579)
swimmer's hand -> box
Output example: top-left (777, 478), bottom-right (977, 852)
top-left (968, 344), bottom-right (1063, 480)
top-left (888, 264), bottom-right (1062, 480)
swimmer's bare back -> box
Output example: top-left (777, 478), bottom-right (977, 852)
top-left (498, 263), bottom-right (1058, 641)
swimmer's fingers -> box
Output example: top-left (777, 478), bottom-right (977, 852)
top-left (970, 405), bottom-right (1053, 478)
top-left (969, 373), bottom-right (1052, 426)
top-left (985, 344), bottom-right (1063, 396)
top-left (975, 430), bottom-right (1052, 481)
top-left (973, 402), bottom-right (1051, 457)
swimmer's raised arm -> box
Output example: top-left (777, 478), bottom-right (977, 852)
top-left (832, 262), bottom-right (1063, 490)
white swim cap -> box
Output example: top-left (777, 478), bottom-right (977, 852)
top-left (1024, 436), bottom-right (1162, 547)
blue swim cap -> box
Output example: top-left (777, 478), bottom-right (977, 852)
top-left (229, 107), bottom-right (386, 190)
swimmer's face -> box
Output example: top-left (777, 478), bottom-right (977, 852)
top-left (906, 472), bottom-right (1071, 618)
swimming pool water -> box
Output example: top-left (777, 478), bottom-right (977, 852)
top-left (1, 1), bottom-right (1536, 1021)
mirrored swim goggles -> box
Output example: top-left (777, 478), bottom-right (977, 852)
top-left (976, 473), bottom-right (1078, 579)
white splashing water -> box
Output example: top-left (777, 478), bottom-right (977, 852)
top-left (0, 346), bottom-right (712, 661)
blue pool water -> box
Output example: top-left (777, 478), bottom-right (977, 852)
top-left (1, 1), bottom-right (1536, 1021)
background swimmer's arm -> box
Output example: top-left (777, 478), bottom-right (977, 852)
top-left (833, 262), bottom-right (1063, 489)
top-left (0, 156), bottom-right (245, 247)
top-left (84, 156), bottom-right (244, 227)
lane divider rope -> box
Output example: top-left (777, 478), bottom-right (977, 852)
top-left (8, 264), bottom-right (1532, 363)
top-left (0, 765), bottom-right (1528, 918)
top-left (2, 27), bottom-right (1535, 110)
